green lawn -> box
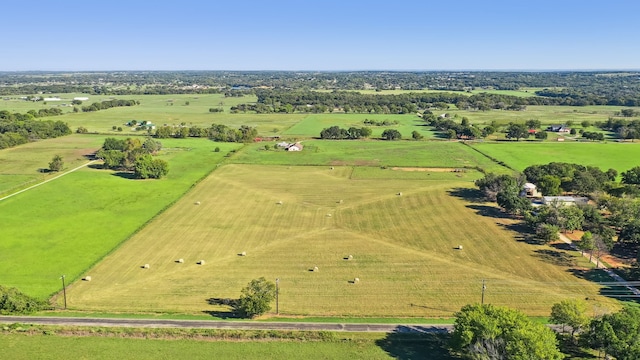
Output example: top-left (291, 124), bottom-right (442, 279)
top-left (0, 137), bottom-right (242, 298)
top-left (470, 141), bottom-right (640, 172)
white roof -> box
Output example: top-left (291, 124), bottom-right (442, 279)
top-left (524, 183), bottom-right (537, 189)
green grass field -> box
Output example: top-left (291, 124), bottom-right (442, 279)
top-left (66, 164), bottom-right (615, 317)
top-left (283, 113), bottom-right (436, 138)
top-left (0, 332), bottom-right (397, 360)
top-left (0, 137), bottom-right (242, 298)
top-left (449, 105), bottom-right (624, 126)
top-left (470, 141), bottom-right (640, 172)
top-left (232, 140), bottom-right (506, 172)
top-left (0, 135), bottom-right (107, 196)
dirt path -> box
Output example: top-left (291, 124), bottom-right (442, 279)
top-left (558, 233), bottom-right (640, 296)
top-left (0, 160), bottom-right (97, 202)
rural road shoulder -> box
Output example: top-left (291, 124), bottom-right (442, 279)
top-left (0, 316), bottom-right (451, 333)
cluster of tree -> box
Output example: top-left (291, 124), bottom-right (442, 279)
top-left (452, 300), bottom-right (640, 360)
top-left (95, 137), bottom-right (168, 179)
top-left (476, 162), bottom-right (640, 258)
top-left (362, 118), bottom-right (399, 126)
top-left (154, 123), bottom-right (257, 143)
top-left (523, 162), bottom-right (617, 195)
top-left (424, 114), bottom-right (492, 139)
top-left (0, 110), bottom-right (71, 150)
top-left (81, 99), bottom-right (139, 112)
top-left (599, 117), bottom-right (640, 141)
top-left (581, 131), bottom-right (605, 141)
top-left (319, 126), bottom-right (372, 139)
top-left (0, 285), bottom-right (49, 314)
top-left (451, 303), bottom-right (563, 359)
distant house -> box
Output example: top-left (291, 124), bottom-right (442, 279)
top-left (286, 142), bottom-right (303, 151)
top-left (521, 183), bottom-right (540, 197)
top-left (542, 196), bottom-right (589, 207)
top-left (277, 141), bottom-right (290, 148)
top-left (547, 124), bottom-right (571, 133)
top-left (527, 129), bottom-right (537, 135)
top-left (73, 97), bottom-right (89, 101)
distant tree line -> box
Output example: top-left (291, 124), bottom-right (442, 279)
top-left (81, 99), bottom-right (139, 112)
top-left (2, 71), bottom-right (640, 103)
top-left (0, 110), bottom-right (71, 149)
top-left (154, 123), bottom-right (257, 143)
top-left (95, 137), bottom-right (168, 179)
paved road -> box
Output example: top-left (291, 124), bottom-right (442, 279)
top-left (0, 316), bottom-right (452, 333)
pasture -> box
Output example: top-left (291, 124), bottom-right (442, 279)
top-left (470, 141), bottom-right (640, 172)
top-left (67, 164), bottom-right (615, 317)
top-left (0, 136), bottom-right (242, 298)
top-left (3, 93), bottom-right (307, 135)
top-left (449, 105), bottom-right (624, 127)
top-left (282, 113), bottom-right (435, 138)
top-left (232, 140), bottom-right (506, 172)
top-left (0, 134), bottom-right (105, 196)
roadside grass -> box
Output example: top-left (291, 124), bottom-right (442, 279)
top-left (0, 134), bottom-right (105, 196)
top-left (0, 331), bottom-right (396, 360)
top-left (469, 141), bottom-right (640, 172)
top-left (67, 164), bottom-right (616, 317)
top-left (231, 140), bottom-right (507, 173)
top-left (0, 138), bottom-right (242, 298)
top-left (282, 113), bottom-right (436, 138)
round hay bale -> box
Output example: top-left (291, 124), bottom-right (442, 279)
top-left (330, 166), bottom-right (334, 170)
top-left (277, 200), bottom-right (283, 205)
top-left (198, 260), bottom-right (206, 265)
top-left (313, 266), bottom-right (319, 272)
top-left (354, 277), bottom-right (360, 283)
top-left (195, 201), bottom-right (201, 205)
top-left (348, 255), bottom-right (353, 260)
top-left (241, 251), bottom-right (247, 256)
top-left (83, 276), bottom-right (92, 281)
top-left (326, 214), bottom-right (332, 217)
top-left (177, 258), bottom-right (184, 263)
top-left (458, 245), bottom-right (463, 250)
top-left (143, 264), bottom-right (150, 269)
top-left (339, 200), bottom-right (343, 204)
top-left (397, 192), bottom-right (402, 196)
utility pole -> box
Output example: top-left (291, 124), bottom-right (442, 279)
top-left (275, 278), bottom-right (279, 315)
top-left (60, 275), bottom-right (67, 309)
top-left (481, 279), bottom-right (486, 305)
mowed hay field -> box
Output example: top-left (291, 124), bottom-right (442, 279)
top-left (470, 142), bottom-right (640, 172)
top-left (68, 164), bottom-right (615, 317)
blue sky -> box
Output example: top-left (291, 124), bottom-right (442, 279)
top-left (2, 0), bottom-right (639, 71)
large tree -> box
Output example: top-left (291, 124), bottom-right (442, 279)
top-left (48, 154), bottom-right (64, 172)
top-left (450, 304), bottom-right (563, 360)
top-left (237, 277), bottom-right (276, 318)
top-left (381, 129), bottom-right (402, 140)
top-left (622, 166), bottom-right (640, 185)
top-left (550, 299), bottom-right (589, 340)
top-left (583, 306), bottom-right (640, 360)
top-left (505, 123), bottom-right (529, 141)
